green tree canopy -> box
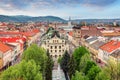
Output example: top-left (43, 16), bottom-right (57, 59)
top-left (72, 71), bottom-right (89, 80)
top-left (68, 55), bottom-right (76, 79)
top-left (79, 53), bottom-right (91, 71)
top-left (87, 66), bottom-right (101, 80)
top-left (103, 61), bottom-right (120, 80)
top-left (73, 46), bottom-right (89, 70)
top-left (22, 44), bottom-right (47, 73)
top-left (60, 50), bottom-right (70, 73)
top-left (45, 51), bottom-right (54, 80)
top-left (95, 71), bottom-right (110, 80)
top-left (0, 60), bottom-right (42, 80)
top-left (83, 61), bottom-right (96, 75)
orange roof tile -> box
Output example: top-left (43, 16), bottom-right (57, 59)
top-left (0, 42), bottom-right (11, 53)
top-left (100, 40), bottom-right (120, 53)
top-left (69, 31), bottom-right (73, 36)
top-left (0, 22), bottom-right (7, 26)
top-left (21, 32), bottom-right (35, 37)
top-left (32, 29), bottom-right (40, 33)
top-left (102, 32), bottom-right (120, 36)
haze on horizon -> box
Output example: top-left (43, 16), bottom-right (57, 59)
top-left (0, 0), bottom-right (120, 19)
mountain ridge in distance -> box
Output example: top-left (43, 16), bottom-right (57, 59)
top-left (0, 15), bottom-right (66, 22)
top-left (0, 15), bottom-right (120, 23)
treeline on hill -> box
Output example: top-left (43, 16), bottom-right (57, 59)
top-left (0, 44), bottom-right (53, 80)
top-left (60, 46), bottom-right (120, 80)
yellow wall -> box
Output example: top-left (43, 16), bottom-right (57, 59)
top-left (109, 56), bottom-right (118, 64)
top-left (0, 58), bottom-right (3, 69)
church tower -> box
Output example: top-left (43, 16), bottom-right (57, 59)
top-left (68, 16), bottom-right (72, 27)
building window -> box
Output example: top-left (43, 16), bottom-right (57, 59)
top-left (59, 55), bottom-right (61, 57)
top-left (51, 46), bottom-right (53, 49)
top-left (59, 46), bottom-right (61, 49)
top-left (55, 55), bottom-right (57, 58)
top-left (59, 50), bottom-right (61, 52)
top-left (62, 40), bottom-right (64, 42)
top-left (63, 50), bottom-right (64, 52)
top-left (55, 46), bottom-right (57, 49)
top-left (50, 55), bottom-right (52, 58)
top-left (51, 50), bottom-right (52, 52)
top-left (55, 50), bottom-right (57, 52)
top-left (15, 51), bottom-right (17, 54)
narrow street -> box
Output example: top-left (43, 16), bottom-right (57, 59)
top-left (52, 63), bottom-right (66, 80)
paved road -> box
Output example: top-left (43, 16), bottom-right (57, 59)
top-left (52, 64), bottom-right (66, 80)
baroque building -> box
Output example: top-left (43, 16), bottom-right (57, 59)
top-left (41, 27), bottom-right (69, 61)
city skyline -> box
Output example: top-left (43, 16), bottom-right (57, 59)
top-left (0, 0), bottom-right (120, 19)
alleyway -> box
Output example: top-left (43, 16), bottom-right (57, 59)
top-left (52, 63), bottom-right (66, 80)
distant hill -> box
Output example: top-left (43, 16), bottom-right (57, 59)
top-left (0, 15), bottom-right (120, 23)
top-left (72, 19), bottom-right (120, 24)
top-left (0, 15), bottom-right (66, 22)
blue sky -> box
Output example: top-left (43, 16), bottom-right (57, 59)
top-left (0, 0), bottom-right (120, 19)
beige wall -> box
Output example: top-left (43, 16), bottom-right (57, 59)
top-left (0, 58), bottom-right (3, 69)
top-left (73, 29), bottom-right (81, 46)
top-left (3, 50), bottom-right (12, 67)
top-left (42, 36), bottom-right (69, 61)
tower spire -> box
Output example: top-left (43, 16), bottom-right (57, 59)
top-left (69, 16), bottom-right (71, 21)
top-left (68, 16), bottom-right (72, 26)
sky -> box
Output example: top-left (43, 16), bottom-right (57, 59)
top-left (0, 0), bottom-right (120, 19)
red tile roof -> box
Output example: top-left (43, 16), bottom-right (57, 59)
top-left (81, 26), bottom-right (89, 30)
top-left (21, 32), bottom-right (35, 37)
top-left (0, 37), bottom-right (26, 43)
top-left (0, 22), bottom-right (7, 27)
top-left (32, 29), bottom-right (40, 33)
top-left (0, 28), bottom-right (39, 37)
top-left (0, 32), bottom-right (20, 35)
top-left (100, 40), bottom-right (120, 53)
top-left (81, 27), bottom-right (102, 37)
top-left (0, 42), bottom-right (11, 53)
top-left (0, 31), bottom-right (36, 37)
top-left (68, 31), bottom-right (73, 36)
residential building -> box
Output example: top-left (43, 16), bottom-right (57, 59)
top-left (109, 49), bottom-right (120, 64)
top-left (98, 40), bottom-right (120, 64)
top-left (0, 42), bottom-right (12, 69)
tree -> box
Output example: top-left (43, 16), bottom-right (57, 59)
top-left (87, 66), bottom-right (101, 80)
top-left (60, 50), bottom-right (70, 80)
top-left (45, 51), bottom-right (53, 80)
top-left (72, 71), bottom-right (89, 80)
top-left (95, 71), bottom-right (110, 80)
top-left (0, 65), bottom-right (21, 80)
top-left (68, 55), bottom-right (76, 79)
top-left (79, 53), bottom-right (91, 71)
top-left (83, 61), bottom-right (96, 75)
top-left (103, 60), bottom-right (120, 80)
top-left (60, 50), bottom-right (70, 72)
top-left (73, 46), bottom-right (89, 70)
top-left (0, 60), bottom-right (42, 80)
top-left (22, 44), bottom-right (47, 73)
top-left (57, 56), bottom-right (62, 64)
